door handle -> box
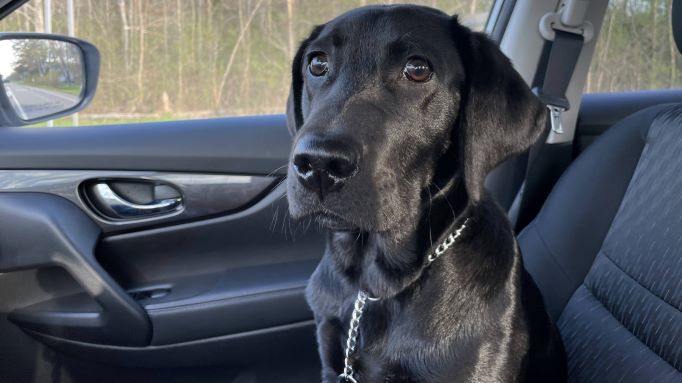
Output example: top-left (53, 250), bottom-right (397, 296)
top-left (91, 182), bottom-right (182, 219)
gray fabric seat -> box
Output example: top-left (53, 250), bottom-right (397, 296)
top-left (518, 6), bottom-right (682, 380)
top-left (519, 102), bottom-right (682, 382)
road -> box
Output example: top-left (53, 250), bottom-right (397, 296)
top-left (3, 82), bottom-right (80, 120)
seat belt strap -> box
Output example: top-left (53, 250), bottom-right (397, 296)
top-left (532, 30), bottom-right (584, 134)
top-left (511, 5), bottom-right (592, 230)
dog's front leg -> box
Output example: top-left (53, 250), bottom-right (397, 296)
top-left (315, 316), bottom-right (345, 383)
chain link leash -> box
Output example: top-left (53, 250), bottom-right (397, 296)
top-left (426, 218), bottom-right (470, 264)
top-left (337, 290), bottom-right (378, 383)
top-left (337, 218), bottom-right (470, 383)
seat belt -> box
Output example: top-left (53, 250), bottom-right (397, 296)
top-left (512, 0), bottom-right (593, 231)
top-left (532, 30), bottom-right (584, 134)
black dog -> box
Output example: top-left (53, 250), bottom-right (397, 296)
top-left (286, 5), bottom-right (566, 382)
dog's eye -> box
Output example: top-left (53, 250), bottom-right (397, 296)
top-left (309, 54), bottom-right (328, 76)
top-left (403, 58), bottom-right (432, 82)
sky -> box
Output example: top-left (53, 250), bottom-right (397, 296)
top-left (0, 41), bottom-right (16, 77)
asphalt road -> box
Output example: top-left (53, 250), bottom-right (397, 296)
top-left (4, 82), bottom-right (80, 120)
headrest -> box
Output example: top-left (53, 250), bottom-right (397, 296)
top-left (674, 0), bottom-right (682, 54)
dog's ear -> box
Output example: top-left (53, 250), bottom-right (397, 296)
top-left (452, 21), bottom-right (547, 201)
top-left (286, 25), bottom-right (325, 136)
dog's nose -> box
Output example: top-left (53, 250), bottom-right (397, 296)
top-left (292, 135), bottom-right (358, 200)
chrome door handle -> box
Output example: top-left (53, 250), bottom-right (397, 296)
top-left (91, 182), bottom-right (182, 219)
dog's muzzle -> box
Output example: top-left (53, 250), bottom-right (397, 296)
top-left (292, 134), bottom-right (359, 200)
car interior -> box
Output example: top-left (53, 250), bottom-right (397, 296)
top-left (0, 0), bottom-right (680, 382)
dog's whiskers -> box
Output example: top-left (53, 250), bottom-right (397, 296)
top-left (272, 176), bottom-right (288, 192)
top-left (280, 208), bottom-right (290, 239)
top-left (354, 230), bottom-right (363, 245)
top-left (427, 186), bottom-right (434, 248)
top-left (269, 205), bottom-right (280, 232)
top-left (431, 182), bottom-right (457, 222)
top-left (287, 210), bottom-right (295, 240)
top-left (265, 164), bottom-right (289, 178)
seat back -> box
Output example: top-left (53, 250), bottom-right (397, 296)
top-left (561, 105), bottom-right (682, 382)
top-left (520, 103), bottom-right (682, 382)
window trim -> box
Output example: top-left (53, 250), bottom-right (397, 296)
top-left (486, 0), bottom-right (518, 42)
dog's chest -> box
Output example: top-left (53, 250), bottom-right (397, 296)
top-left (308, 264), bottom-right (525, 383)
top-left (322, 288), bottom-right (472, 382)
top-left (352, 314), bottom-right (483, 383)
top-left (353, 309), bottom-right (525, 383)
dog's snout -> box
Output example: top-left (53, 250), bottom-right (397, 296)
top-left (292, 135), bottom-right (359, 199)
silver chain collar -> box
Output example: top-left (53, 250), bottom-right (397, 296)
top-left (337, 218), bottom-right (470, 383)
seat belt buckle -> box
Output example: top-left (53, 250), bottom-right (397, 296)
top-left (547, 105), bottom-right (565, 134)
top-left (532, 88), bottom-right (569, 135)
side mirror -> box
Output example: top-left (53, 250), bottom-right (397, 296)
top-left (0, 33), bottom-right (100, 126)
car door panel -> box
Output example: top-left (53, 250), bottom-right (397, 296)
top-left (0, 170), bottom-right (277, 232)
top-left (97, 185), bottom-right (323, 346)
top-left (33, 319), bottom-right (319, 368)
top-left (0, 115), bottom-right (324, 383)
top-left (0, 115), bottom-right (291, 175)
top-left (0, 192), bottom-right (151, 346)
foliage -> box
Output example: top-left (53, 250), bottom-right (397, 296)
top-left (586, 0), bottom-right (681, 92)
top-left (0, 0), bottom-right (678, 126)
top-left (6, 39), bottom-right (82, 92)
top-left (0, 0), bottom-right (492, 125)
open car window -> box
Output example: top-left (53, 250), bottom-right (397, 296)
top-left (0, 0), bottom-right (494, 127)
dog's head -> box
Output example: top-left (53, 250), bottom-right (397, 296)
top-left (286, 5), bottom-right (545, 234)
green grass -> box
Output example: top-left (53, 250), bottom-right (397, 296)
top-left (54, 84), bottom-right (82, 97)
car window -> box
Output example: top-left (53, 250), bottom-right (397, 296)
top-left (0, 0), bottom-right (493, 127)
top-left (587, 0), bottom-right (681, 93)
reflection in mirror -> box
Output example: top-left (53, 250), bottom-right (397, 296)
top-left (0, 39), bottom-right (84, 121)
